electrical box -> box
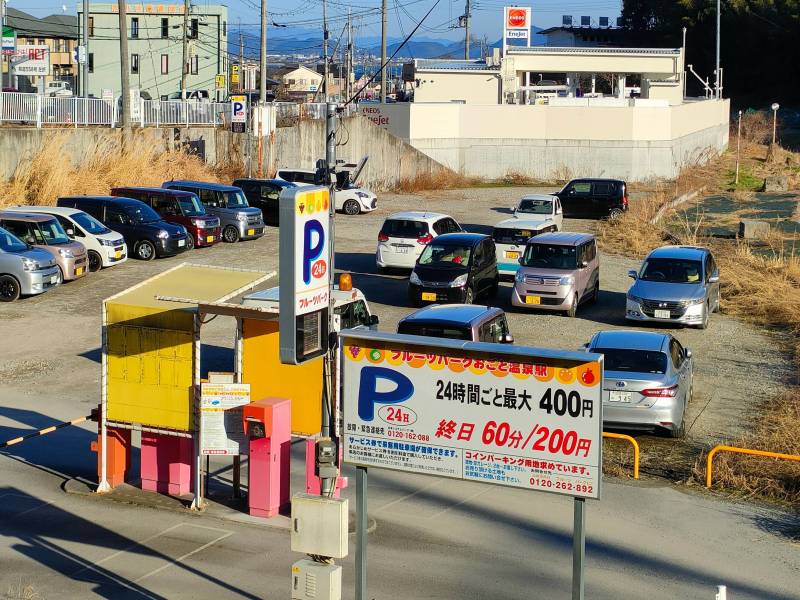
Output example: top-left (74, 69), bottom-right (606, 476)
top-left (291, 494), bottom-right (348, 558)
top-left (291, 559), bottom-right (342, 600)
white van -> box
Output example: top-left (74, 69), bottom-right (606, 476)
top-left (4, 206), bottom-right (127, 272)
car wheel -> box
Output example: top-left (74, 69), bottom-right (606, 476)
top-left (699, 303), bottom-right (709, 329)
top-left (0, 275), bottom-right (21, 302)
top-left (88, 250), bottom-right (103, 272)
top-left (135, 240), bottom-right (156, 261)
top-left (55, 266), bottom-right (64, 284)
top-left (343, 199), bottom-right (360, 215)
top-left (566, 293), bottom-right (578, 317)
top-left (669, 416), bottom-right (686, 439)
top-left (590, 279), bottom-right (600, 303)
top-left (185, 234), bottom-right (195, 251)
top-left (609, 208), bottom-right (624, 220)
top-left (464, 287), bottom-right (474, 305)
top-left (223, 225), bottom-right (240, 243)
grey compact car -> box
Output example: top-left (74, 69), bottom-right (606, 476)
top-left (586, 330), bottom-right (693, 438)
top-left (626, 245), bottom-right (720, 329)
top-left (397, 304), bottom-right (513, 343)
top-left (0, 225), bottom-right (60, 301)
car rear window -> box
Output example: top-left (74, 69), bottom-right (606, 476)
top-left (398, 322), bottom-right (472, 340)
top-left (595, 348), bottom-right (667, 374)
top-left (493, 227), bottom-right (537, 245)
top-left (381, 219), bottom-right (429, 238)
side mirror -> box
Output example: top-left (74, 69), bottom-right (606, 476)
top-left (580, 260), bottom-right (589, 268)
top-left (501, 334), bottom-right (514, 344)
top-left (684, 348), bottom-right (693, 359)
top-left (708, 272), bottom-right (719, 283)
top-left (66, 228), bottom-right (75, 236)
top-left (628, 269), bottom-right (638, 279)
top-left (369, 314), bottom-right (380, 326)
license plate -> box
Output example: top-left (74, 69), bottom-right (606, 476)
top-left (50, 275), bottom-right (58, 284)
top-left (609, 390), bottom-right (632, 403)
top-left (75, 267), bottom-right (84, 276)
top-left (505, 251), bottom-right (520, 259)
top-left (115, 251), bottom-right (122, 259)
top-left (207, 236), bottom-right (214, 243)
top-left (421, 292), bottom-right (437, 301)
top-left (525, 295), bottom-right (541, 305)
top-left (394, 245), bottom-right (409, 254)
top-left (247, 228), bottom-right (255, 236)
top-left (178, 239), bottom-right (186, 247)
top-left (654, 309), bottom-right (671, 319)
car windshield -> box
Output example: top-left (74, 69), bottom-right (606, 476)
top-left (381, 219), bottom-right (428, 239)
top-left (226, 191), bottom-right (249, 208)
top-left (72, 212), bottom-right (110, 235)
top-left (639, 258), bottom-right (703, 284)
top-left (418, 243), bottom-right (472, 267)
top-left (517, 199), bottom-right (553, 215)
top-left (522, 243), bottom-right (576, 269)
top-left (595, 348), bottom-right (667, 374)
top-left (398, 322), bottom-right (472, 340)
top-left (125, 204), bottom-right (161, 224)
top-left (38, 219), bottom-right (70, 244)
top-left (0, 228), bottom-right (28, 252)
top-left (493, 227), bottom-right (536, 246)
top-left (178, 194), bottom-right (205, 216)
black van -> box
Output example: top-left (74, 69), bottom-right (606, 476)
top-left (408, 233), bottom-right (499, 307)
top-left (57, 196), bottom-right (189, 260)
top-left (232, 178), bottom-right (298, 226)
top-left (553, 178), bottom-right (628, 219)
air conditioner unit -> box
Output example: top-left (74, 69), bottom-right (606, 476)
top-left (580, 15), bottom-right (590, 27)
top-left (599, 16), bottom-right (609, 28)
top-left (562, 15), bottom-right (573, 27)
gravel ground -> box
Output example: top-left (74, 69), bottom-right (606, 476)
top-left (0, 185), bottom-right (793, 466)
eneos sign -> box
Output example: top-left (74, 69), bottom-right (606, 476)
top-left (341, 332), bottom-right (603, 499)
top-left (506, 7), bottom-right (528, 28)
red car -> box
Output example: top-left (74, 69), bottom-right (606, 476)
top-left (111, 187), bottom-right (221, 250)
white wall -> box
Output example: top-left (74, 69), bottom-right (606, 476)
top-left (413, 71), bottom-right (501, 104)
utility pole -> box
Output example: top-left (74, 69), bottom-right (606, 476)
top-left (259, 0), bottom-right (267, 100)
top-left (181, 0), bottom-right (190, 97)
top-left (714, 0), bottom-right (720, 98)
top-left (380, 0), bottom-right (387, 102)
top-left (464, 0), bottom-right (470, 60)
top-left (82, 0), bottom-right (89, 97)
top-left (239, 28), bottom-right (244, 92)
top-left (118, 0), bottom-right (131, 128)
top-left (346, 11), bottom-right (352, 100)
top-left (322, 0), bottom-right (329, 101)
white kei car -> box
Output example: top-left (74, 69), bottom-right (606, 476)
top-left (376, 211), bottom-right (463, 271)
top-left (512, 194), bottom-right (564, 230)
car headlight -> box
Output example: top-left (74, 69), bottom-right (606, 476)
top-left (58, 248), bottom-right (75, 258)
top-left (99, 238), bottom-right (114, 247)
top-left (451, 273), bottom-right (469, 287)
top-left (515, 271), bottom-right (525, 283)
top-left (687, 297), bottom-right (706, 305)
top-left (156, 230), bottom-right (169, 239)
top-left (559, 275), bottom-right (574, 285)
top-left (191, 218), bottom-right (205, 227)
top-left (237, 214), bottom-right (248, 222)
top-left (21, 258), bottom-right (38, 272)
top-left (356, 191), bottom-right (369, 199)
top-left (626, 293), bottom-right (643, 304)
top-left (409, 271), bottom-right (421, 285)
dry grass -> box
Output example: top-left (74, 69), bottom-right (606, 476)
top-left (0, 131), bottom-right (220, 207)
top-left (394, 169), bottom-right (480, 193)
top-left (597, 140), bottom-right (800, 502)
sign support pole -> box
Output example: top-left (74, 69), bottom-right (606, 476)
top-left (572, 497), bottom-right (586, 600)
top-left (355, 466), bottom-right (368, 600)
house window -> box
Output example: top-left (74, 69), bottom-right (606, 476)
top-left (131, 17), bottom-right (139, 39)
top-left (161, 18), bottom-right (169, 38)
top-left (88, 17), bottom-right (94, 37)
top-left (161, 54), bottom-right (169, 75)
top-left (88, 53), bottom-right (94, 73)
top-left (189, 18), bottom-right (199, 39)
top-left (190, 55), bottom-right (199, 75)
top-left (131, 53), bottom-right (139, 74)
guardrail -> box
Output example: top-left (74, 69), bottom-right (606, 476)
top-left (602, 431), bottom-right (640, 479)
top-left (705, 444), bottom-right (800, 488)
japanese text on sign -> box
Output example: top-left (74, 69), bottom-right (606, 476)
top-left (200, 383), bottom-right (250, 455)
top-left (341, 336), bottom-right (603, 499)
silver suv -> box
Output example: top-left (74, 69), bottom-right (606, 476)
top-left (626, 245), bottom-right (720, 329)
top-left (0, 226), bottom-right (60, 301)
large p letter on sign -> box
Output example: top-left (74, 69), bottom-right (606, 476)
top-left (279, 186), bottom-right (331, 365)
top-left (357, 367), bottom-right (414, 421)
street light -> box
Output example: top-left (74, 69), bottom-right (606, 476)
top-left (770, 102), bottom-right (780, 146)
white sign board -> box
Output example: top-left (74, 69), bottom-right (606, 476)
top-left (200, 383), bottom-right (250, 455)
top-left (1, 29), bottom-right (15, 55)
top-left (503, 6), bottom-right (532, 55)
top-left (507, 29), bottom-right (529, 39)
top-left (341, 333), bottom-right (603, 499)
top-left (129, 88), bottom-right (141, 120)
top-left (13, 45), bottom-right (50, 76)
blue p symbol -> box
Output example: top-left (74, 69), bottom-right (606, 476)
top-left (303, 219), bottom-right (325, 284)
top-left (357, 366), bottom-right (414, 421)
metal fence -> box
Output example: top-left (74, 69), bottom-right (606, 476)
top-left (0, 92), bottom-right (340, 128)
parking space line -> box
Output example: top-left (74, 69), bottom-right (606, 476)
top-left (424, 486), bottom-right (490, 520)
top-left (133, 530), bottom-right (234, 583)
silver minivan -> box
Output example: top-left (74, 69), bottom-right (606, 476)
top-left (511, 232), bottom-right (600, 317)
top-left (0, 226), bottom-right (60, 301)
top-left (162, 180), bottom-right (265, 243)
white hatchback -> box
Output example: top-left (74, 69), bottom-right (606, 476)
top-left (376, 211), bottom-right (462, 271)
top-left (4, 206), bottom-right (127, 272)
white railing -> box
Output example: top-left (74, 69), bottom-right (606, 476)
top-left (0, 92), bottom-right (352, 128)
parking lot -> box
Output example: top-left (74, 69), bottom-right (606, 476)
top-left (0, 186), bottom-right (798, 599)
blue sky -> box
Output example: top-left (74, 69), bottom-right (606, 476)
top-left (12, 1), bottom-right (622, 41)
